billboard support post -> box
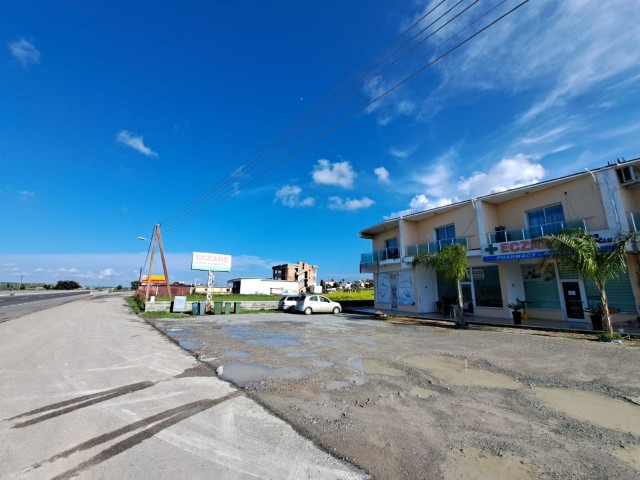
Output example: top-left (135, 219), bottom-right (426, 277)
top-left (207, 271), bottom-right (215, 310)
top-left (191, 252), bottom-right (232, 311)
top-left (144, 224), bottom-right (173, 303)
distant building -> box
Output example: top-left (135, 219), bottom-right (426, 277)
top-left (272, 261), bottom-right (317, 293)
top-left (228, 278), bottom-right (300, 295)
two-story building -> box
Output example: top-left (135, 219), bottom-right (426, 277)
top-left (360, 158), bottom-right (640, 324)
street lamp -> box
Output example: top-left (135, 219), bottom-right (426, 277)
top-left (137, 236), bottom-right (149, 288)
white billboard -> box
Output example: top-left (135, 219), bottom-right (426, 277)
top-left (191, 252), bottom-right (232, 272)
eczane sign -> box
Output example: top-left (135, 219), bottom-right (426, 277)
top-left (191, 252), bottom-right (232, 272)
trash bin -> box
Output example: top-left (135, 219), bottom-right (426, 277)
top-left (192, 302), bottom-right (199, 315)
top-left (234, 302), bottom-right (241, 314)
top-left (214, 301), bottom-right (222, 315)
top-left (224, 302), bottom-right (231, 314)
top-left (199, 301), bottom-right (206, 315)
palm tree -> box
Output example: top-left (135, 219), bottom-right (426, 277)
top-left (537, 229), bottom-right (637, 334)
top-left (415, 242), bottom-right (468, 326)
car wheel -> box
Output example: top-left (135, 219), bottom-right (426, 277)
top-left (304, 307), bottom-right (312, 315)
top-left (287, 305), bottom-right (295, 312)
top-left (332, 306), bottom-right (340, 314)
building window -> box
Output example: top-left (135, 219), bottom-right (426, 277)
top-left (384, 237), bottom-right (399, 260)
top-left (436, 224), bottom-right (456, 248)
top-left (526, 204), bottom-right (565, 237)
top-left (521, 265), bottom-right (561, 309)
top-left (472, 266), bottom-right (503, 307)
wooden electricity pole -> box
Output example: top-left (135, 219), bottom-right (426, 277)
top-left (144, 224), bottom-right (173, 303)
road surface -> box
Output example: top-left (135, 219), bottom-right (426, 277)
top-left (0, 290), bottom-right (90, 323)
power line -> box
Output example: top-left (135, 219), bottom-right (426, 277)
top-left (163, 0), bottom-right (531, 231)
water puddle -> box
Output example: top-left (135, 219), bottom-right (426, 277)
top-left (326, 376), bottom-right (368, 390)
top-left (221, 326), bottom-right (302, 348)
top-left (314, 360), bottom-right (335, 368)
top-left (534, 387), bottom-right (640, 436)
top-left (611, 444), bottom-right (640, 470)
top-left (199, 355), bottom-right (217, 362)
top-left (223, 350), bottom-right (251, 358)
top-left (402, 354), bottom-right (520, 389)
top-left (443, 447), bottom-right (538, 480)
top-left (178, 340), bottom-right (200, 350)
top-left (167, 331), bottom-right (193, 338)
top-left (349, 358), bottom-right (405, 377)
top-left (216, 362), bottom-right (312, 387)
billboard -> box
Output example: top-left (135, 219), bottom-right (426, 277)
top-left (141, 275), bottom-right (166, 285)
top-left (191, 252), bottom-right (232, 272)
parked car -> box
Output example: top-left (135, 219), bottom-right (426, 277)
top-left (295, 295), bottom-right (342, 315)
top-left (278, 295), bottom-right (301, 311)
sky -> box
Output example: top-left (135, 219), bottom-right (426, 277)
top-left (1, 0), bottom-right (639, 287)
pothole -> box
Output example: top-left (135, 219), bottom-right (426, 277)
top-left (349, 358), bottom-right (405, 376)
top-left (216, 362), bottom-right (312, 387)
top-left (402, 354), bottom-right (520, 389)
top-left (534, 387), bottom-right (640, 435)
top-left (443, 447), bottom-right (539, 480)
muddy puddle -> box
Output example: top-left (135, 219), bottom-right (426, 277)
top-left (216, 362), bottom-right (312, 387)
top-left (611, 444), bottom-right (640, 470)
top-left (178, 340), bottom-right (200, 350)
top-left (326, 376), bottom-right (368, 390)
top-left (223, 350), bottom-right (251, 358)
top-left (402, 354), bottom-right (520, 389)
top-left (220, 326), bottom-right (302, 348)
top-left (349, 358), bottom-right (405, 377)
top-left (443, 447), bottom-right (538, 480)
top-left (288, 352), bottom-right (316, 359)
top-left (534, 387), bottom-right (640, 436)
top-left (314, 360), bottom-right (335, 368)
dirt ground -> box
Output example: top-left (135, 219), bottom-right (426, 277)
top-left (148, 312), bottom-right (640, 480)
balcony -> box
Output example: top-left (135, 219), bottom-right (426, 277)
top-left (487, 219), bottom-right (587, 243)
top-left (405, 237), bottom-right (469, 257)
top-left (360, 247), bottom-right (400, 264)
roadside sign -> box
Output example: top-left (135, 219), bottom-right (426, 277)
top-left (191, 252), bottom-right (232, 272)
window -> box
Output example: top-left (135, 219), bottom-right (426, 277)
top-left (472, 266), bottom-right (503, 307)
top-left (521, 265), bottom-right (560, 309)
top-left (526, 204), bottom-right (565, 237)
top-left (436, 224), bottom-right (456, 248)
top-left (384, 237), bottom-right (399, 259)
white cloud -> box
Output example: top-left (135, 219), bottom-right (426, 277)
top-left (7, 39), bottom-right (40, 67)
top-left (274, 185), bottom-right (315, 208)
top-left (389, 146), bottom-right (415, 159)
top-left (116, 130), bottom-right (158, 157)
top-left (458, 154), bottom-right (545, 197)
top-left (99, 268), bottom-right (118, 278)
top-left (312, 159), bottom-right (357, 189)
top-left (328, 196), bottom-right (374, 211)
top-left (413, 162), bottom-right (453, 198)
top-left (385, 195), bottom-right (453, 219)
top-left (19, 190), bottom-right (35, 201)
top-left (374, 166), bottom-right (390, 183)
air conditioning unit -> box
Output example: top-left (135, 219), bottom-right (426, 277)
top-left (618, 165), bottom-right (640, 185)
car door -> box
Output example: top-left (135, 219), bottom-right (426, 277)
top-left (318, 296), bottom-right (332, 312)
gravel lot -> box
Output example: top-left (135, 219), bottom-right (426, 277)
top-left (148, 312), bottom-right (640, 479)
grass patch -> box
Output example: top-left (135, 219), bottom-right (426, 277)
top-left (124, 295), bottom-right (144, 314)
top-left (325, 290), bottom-right (374, 301)
top-left (596, 332), bottom-right (623, 342)
top-left (153, 294), bottom-right (279, 302)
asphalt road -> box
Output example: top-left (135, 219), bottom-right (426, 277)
top-left (0, 294), bottom-right (367, 480)
top-left (0, 290), bottom-right (91, 323)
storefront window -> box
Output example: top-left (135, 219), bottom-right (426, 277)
top-left (472, 266), bottom-right (502, 307)
top-left (521, 265), bottom-right (561, 309)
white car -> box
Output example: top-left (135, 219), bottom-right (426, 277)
top-left (278, 295), bottom-right (301, 311)
top-left (295, 295), bottom-right (342, 315)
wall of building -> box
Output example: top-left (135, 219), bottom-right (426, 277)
top-left (414, 204), bottom-right (478, 249)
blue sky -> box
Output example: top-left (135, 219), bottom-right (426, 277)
top-left (1, 0), bottom-right (639, 287)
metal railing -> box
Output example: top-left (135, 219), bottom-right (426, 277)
top-left (487, 219), bottom-right (587, 243)
top-left (360, 247), bottom-right (400, 264)
top-left (404, 237), bottom-right (468, 257)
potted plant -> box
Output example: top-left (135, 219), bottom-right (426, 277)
top-left (518, 298), bottom-right (530, 320)
top-left (586, 304), bottom-right (604, 331)
top-left (506, 301), bottom-right (523, 325)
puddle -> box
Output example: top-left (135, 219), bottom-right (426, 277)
top-left (199, 355), bottom-right (217, 362)
top-left (156, 322), bottom-right (165, 328)
top-left (223, 350), bottom-right (251, 358)
top-left (349, 358), bottom-right (405, 377)
top-left (288, 352), bottom-right (316, 359)
top-left (443, 447), bottom-right (538, 480)
top-left (326, 376), bottom-right (368, 390)
top-left (178, 340), bottom-right (200, 350)
top-left (314, 360), bottom-right (335, 368)
top-left (402, 354), bottom-right (520, 389)
top-left (167, 331), bottom-right (193, 338)
top-left (221, 326), bottom-right (302, 348)
top-left (534, 387), bottom-right (640, 436)
top-left (611, 444), bottom-right (640, 470)
top-left (216, 362), bottom-right (312, 387)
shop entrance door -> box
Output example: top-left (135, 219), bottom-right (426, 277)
top-left (562, 282), bottom-right (584, 319)
top-left (460, 282), bottom-right (474, 315)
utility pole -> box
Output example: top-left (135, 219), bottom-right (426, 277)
top-left (144, 224), bottom-right (173, 303)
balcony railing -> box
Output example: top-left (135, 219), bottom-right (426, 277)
top-left (360, 247), bottom-right (400, 264)
top-left (629, 211), bottom-right (640, 232)
top-left (405, 237), bottom-right (468, 257)
top-left (487, 219), bottom-right (587, 243)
